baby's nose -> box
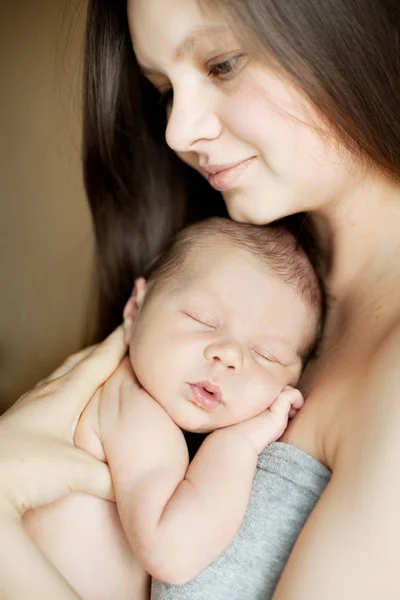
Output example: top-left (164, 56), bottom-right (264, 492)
top-left (204, 341), bottom-right (243, 373)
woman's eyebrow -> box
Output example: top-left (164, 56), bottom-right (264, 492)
top-left (175, 26), bottom-right (223, 60)
top-left (138, 25), bottom-right (227, 75)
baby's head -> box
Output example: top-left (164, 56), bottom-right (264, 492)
top-left (123, 218), bottom-right (324, 433)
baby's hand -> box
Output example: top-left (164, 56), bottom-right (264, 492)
top-left (223, 387), bottom-right (304, 454)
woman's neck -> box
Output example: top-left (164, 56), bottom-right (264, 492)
top-left (313, 173), bottom-right (400, 307)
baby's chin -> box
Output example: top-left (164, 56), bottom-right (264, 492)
top-left (158, 396), bottom-right (232, 434)
top-left (170, 413), bottom-right (222, 435)
top-left (178, 420), bottom-right (216, 435)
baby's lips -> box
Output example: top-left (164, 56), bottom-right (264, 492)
top-left (194, 380), bottom-right (224, 404)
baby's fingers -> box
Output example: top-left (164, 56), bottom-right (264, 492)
top-left (269, 387), bottom-right (304, 424)
top-left (283, 386), bottom-right (304, 411)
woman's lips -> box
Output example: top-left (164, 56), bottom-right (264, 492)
top-left (188, 382), bottom-right (224, 412)
top-left (205, 157), bottom-right (256, 192)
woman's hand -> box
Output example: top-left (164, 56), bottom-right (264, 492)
top-left (0, 326), bottom-right (127, 518)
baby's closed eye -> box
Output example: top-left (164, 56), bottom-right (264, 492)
top-left (251, 346), bottom-right (280, 364)
top-left (182, 310), bottom-right (219, 330)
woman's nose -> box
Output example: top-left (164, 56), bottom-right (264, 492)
top-left (165, 84), bottom-right (222, 153)
top-left (204, 341), bottom-right (243, 373)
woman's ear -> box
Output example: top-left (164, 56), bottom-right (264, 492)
top-left (123, 277), bottom-right (147, 344)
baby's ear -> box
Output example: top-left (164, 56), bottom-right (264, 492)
top-left (123, 277), bottom-right (147, 343)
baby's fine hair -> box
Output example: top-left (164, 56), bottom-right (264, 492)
top-left (144, 217), bottom-right (326, 362)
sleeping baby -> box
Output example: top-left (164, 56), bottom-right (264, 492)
top-left (25, 217), bottom-right (324, 599)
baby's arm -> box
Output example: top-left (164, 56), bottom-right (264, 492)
top-left (102, 372), bottom-right (302, 585)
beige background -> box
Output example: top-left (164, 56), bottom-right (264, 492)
top-left (0, 0), bottom-right (95, 411)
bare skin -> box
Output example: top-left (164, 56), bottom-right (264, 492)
top-left (23, 180), bottom-right (400, 599)
top-left (25, 245), bottom-right (306, 596)
top-left (23, 208), bottom-right (400, 599)
top-left (3, 0), bottom-right (400, 596)
top-left (26, 4), bottom-right (400, 596)
top-left (24, 378), bottom-right (151, 600)
top-left (12, 178), bottom-right (400, 599)
top-left (274, 180), bottom-right (400, 597)
top-left (0, 327), bottom-right (127, 600)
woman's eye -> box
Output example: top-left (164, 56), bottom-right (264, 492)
top-left (207, 54), bottom-right (245, 81)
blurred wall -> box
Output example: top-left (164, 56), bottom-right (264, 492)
top-left (0, 0), bottom-right (95, 411)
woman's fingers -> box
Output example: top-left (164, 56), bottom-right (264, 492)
top-left (6, 327), bottom-right (128, 439)
top-left (60, 325), bottom-right (127, 412)
top-left (38, 345), bottom-right (98, 385)
top-left (3, 443), bottom-right (115, 513)
top-left (68, 450), bottom-right (115, 502)
top-left (0, 327), bottom-right (128, 515)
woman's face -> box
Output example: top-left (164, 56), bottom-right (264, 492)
top-left (128, 0), bottom-right (357, 225)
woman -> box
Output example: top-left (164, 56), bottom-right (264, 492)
top-left (2, 0), bottom-right (400, 597)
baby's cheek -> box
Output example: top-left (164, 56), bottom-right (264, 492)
top-left (129, 339), bottom-right (154, 388)
top-left (247, 375), bottom-right (281, 411)
top-left (130, 339), bottom-right (172, 401)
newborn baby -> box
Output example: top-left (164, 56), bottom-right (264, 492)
top-left (25, 217), bottom-right (324, 599)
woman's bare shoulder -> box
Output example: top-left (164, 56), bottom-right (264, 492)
top-left (361, 319), bottom-right (400, 411)
top-left (337, 320), bottom-right (400, 469)
top-left (272, 323), bottom-right (400, 599)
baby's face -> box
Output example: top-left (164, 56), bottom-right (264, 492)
top-left (129, 245), bottom-right (313, 433)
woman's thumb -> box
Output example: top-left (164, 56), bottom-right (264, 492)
top-left (71, 455), bottom-right (115, 502)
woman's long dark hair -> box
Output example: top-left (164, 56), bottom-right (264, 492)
top-left (83, 0), bottom-right (226, 339)
top-left (83, 0), bottom-right (400, 340)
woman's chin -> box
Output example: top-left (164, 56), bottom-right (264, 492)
top-left (225, 192), bottom-right (284, 226)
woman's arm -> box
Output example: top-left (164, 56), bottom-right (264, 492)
top-left (0, 327), bottom-right (127, 599)
top-left (0, 510), bottom-right (82, 600)
top-left (273, 330), bottom-right (400, 599)
top-left (24, 491), bottom-right (150, 600)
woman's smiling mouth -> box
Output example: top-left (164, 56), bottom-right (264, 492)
top-left (202, 157), bottom-right (256, 192)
